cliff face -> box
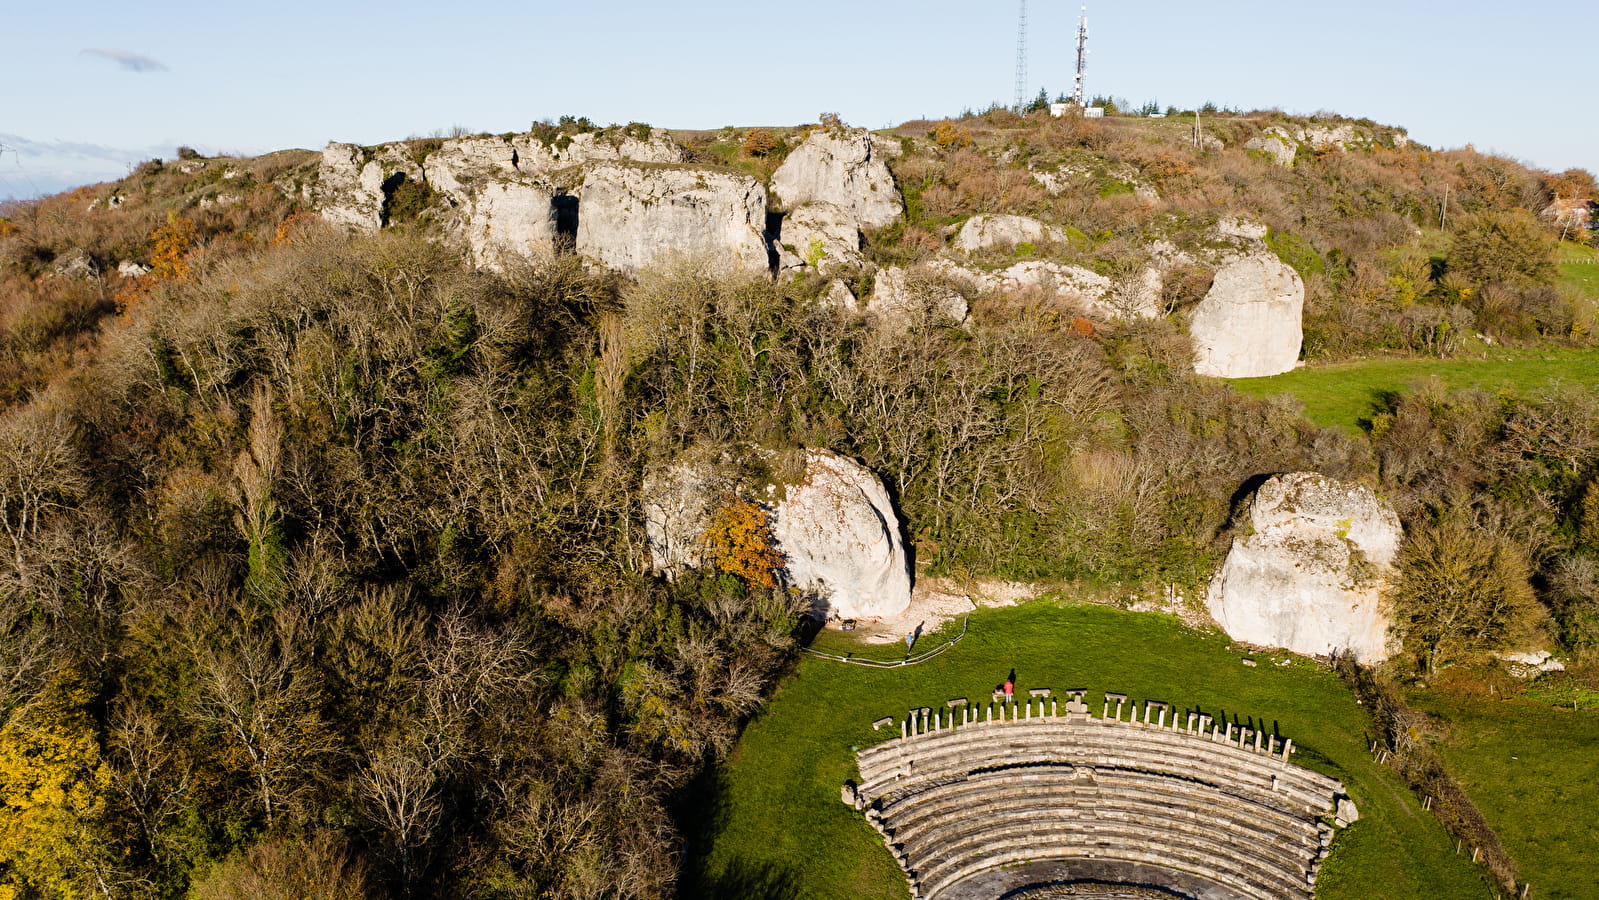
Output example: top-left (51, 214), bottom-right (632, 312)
top-left (575, 164), bottom-right (771, 276)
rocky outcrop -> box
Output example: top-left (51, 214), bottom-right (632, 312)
top-left (459, 182), bottom-right (561, 270)
top-left (420, 137), bottom-right (520, 205)
top-left (869, 266), bottom-right (969, 327)
top-left (315, 142), bottom-right (423, 231)
top-left (775, 203), bottom-right (864, 274)
top-left (1245, 124), bottom-right (1398, 168)
top-left (1031, 160), bottom-right (1159, 201)
top-left (953, 215), bottom-right (1067, 253)
top-left (771, 128), bottom-right (902, 230)
top-left (819, 279), bottom-right (859, 311)
top-left (316, 142), bottom-right (386, 230)
top-left (575, 163), bottom-right (771, 275)
top-left (1189, 251), bottom-right (1304, 378)
top-left (927, 259), bottom-right (1161, 320)
top-left (48, 249), bottom-right (99, 280)
top-left (1244, 128), bottom-right (1299, 168)
top-left (318, 130), bottom-right (687, 263)
top-left (1207, 473), bottom-right (1401, 662)
top-left (511, 130), bottom-right (685, 173)
top-left (643, 449), bottom-right (912, 620)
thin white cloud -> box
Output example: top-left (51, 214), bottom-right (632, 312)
top-left (0, 133), bottom-right (177, 199)
top-left (82, 48), bottom-right (169, 73)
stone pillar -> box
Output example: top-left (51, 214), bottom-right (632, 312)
top-left (1052, 698), bottom-right (1058, 718)
top-left (1226, 723), bottom-right (1235, 743)
top-left (1283, 739), bottom-right (1293, 762)
top-left (1255, 730), bottom-right (1263, 752)
top-left (901, 719), bottom-right (908, 740)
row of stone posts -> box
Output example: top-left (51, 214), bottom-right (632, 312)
top-left (893, 688), bottom-right (1295, 763)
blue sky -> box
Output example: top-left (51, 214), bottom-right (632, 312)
top-left (2, 0), bottom-right (1594, 198)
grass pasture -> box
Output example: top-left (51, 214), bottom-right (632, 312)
top-left (1561, 240), bottom-right (1599, 308)
top-left (682, 602), bottom-right (1492, 900)
top-left (1408, 688), bottom-right (1599, 900)
top-left (1228, 348), bottom-right (1599, 434)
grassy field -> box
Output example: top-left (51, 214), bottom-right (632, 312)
top-left (1227, 242), bottom-right (1599, 434)
top-left (1228, 348), bottom-right (1599, 434)
top-left (681, 602), bottom-right (1492, 900)
top-left (1406, 689), bottom-right (1599, 900)
top-left (1561, 240), bottom-right (1599, 312)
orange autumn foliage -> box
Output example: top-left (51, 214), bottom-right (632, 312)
top-left (702, 496), bottom-right (784, 589)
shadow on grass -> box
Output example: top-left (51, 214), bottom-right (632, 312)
top-left (678, 767), bottom-right (803, 900)
top-left (688, 859), bottom-right (806, 900)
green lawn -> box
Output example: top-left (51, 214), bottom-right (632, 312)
top-left (1561, 241), bottom-right (1599, 304)
top-left (1228, 348), bottom-right (1599, 434)
top-left (1407, 691), bottom-right (1599, 900)
top-left (682, 602), bottom-right (1492, 900)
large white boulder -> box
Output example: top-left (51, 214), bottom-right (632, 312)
top-left (1189, 251), bottom-right (1304, 378)
top-left (575, 163), bottom-right (771, 275)
top-left (643, 449), bottom-right (912, 620)
top-left (773, 451), bottom-right (912, 620)
top-left (770, 128), bottom-right (903, 229)
top-left (953, 214), bottom-right (1067, 253)
top-left (1207, 473), bottom-right (1401, 662)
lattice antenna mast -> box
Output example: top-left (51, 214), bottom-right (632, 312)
top-left (1071, 7), bottom-right (1090, 106)
top-left (1014, 0), bottom-right (1029, 111)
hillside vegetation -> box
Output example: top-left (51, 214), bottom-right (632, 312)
top-left (0, 106), bottom-right (1595, 899)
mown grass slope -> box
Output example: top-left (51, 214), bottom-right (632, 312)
top-left (1227, 348), bottom-right (1599, 434)
top-left (683, 602), bottom-right (1492, 900)
top-left (1407, 688), bottom-right (1599, 900)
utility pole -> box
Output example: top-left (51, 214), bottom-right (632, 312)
top-left (1015, 0), bottom-right (1029, 112)
top-left (1071, 8), bottom-right (1090, 106)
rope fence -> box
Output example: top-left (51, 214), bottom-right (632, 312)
top-left (802, 616), bottom-right (970, 668)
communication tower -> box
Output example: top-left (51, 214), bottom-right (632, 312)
top-left (1071, 8), bottom-right (1090, 106)
top-left (1014, 0), bottom-right (1028, 111)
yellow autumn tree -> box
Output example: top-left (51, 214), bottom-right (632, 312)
top-left (702, 497), bottom-right (784, 589)
top-left (0, 671), bottom-right (111, 900)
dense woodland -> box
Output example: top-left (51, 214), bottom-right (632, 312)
top-left (0, 109), bottom-right (1596, 898)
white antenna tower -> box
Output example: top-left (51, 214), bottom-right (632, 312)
top-left (1014, 0), bottom-right (1029, 111)
top-left (1071, 7), bottom-right (1090, 106)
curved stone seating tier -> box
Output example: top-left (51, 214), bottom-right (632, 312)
top-left (869, 730), bottom-right (1334, 823)
top-left (908, 810), bottom-right (1309, 899)
top-left (884, 771), bottom-right (1322, 872)
top-left (849, 705), bottom-right (1351, 900)
top-left (859, 717), bottom-right (1342, 816)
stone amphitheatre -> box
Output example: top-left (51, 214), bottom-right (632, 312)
top-left (844, 690), bottom-right (1355, 900)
